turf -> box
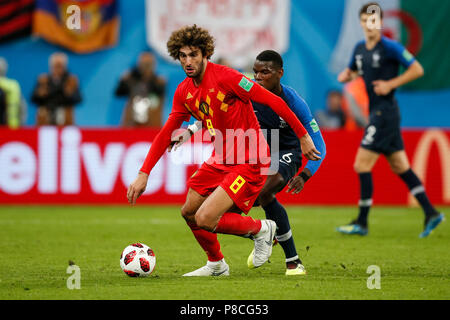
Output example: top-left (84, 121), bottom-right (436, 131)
top-left (0, 205), bottom-right (448, 300)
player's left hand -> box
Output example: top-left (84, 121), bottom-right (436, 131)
top-left (286, 176), bottom-right (305, 194)
top-left (372, 80), bottom-right (393, 96)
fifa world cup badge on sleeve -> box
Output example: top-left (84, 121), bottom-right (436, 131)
top-left (310, 119), bottom-right (320, 133)
top-left (239, 77), bottom-right (254, 92)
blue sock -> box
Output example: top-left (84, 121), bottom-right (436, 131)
top-left (356, 173), bottom-right (373, 227)
top-left (262, 198), bottom-right (300, 263)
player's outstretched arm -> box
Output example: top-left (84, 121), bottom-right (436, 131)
top-left (220, 69), bottom-right (319, 159)
top-left (127, 92), bottom-right (190, 205)
top-left (249, 84), bottom-right (321, 161)
top-left (127, 116), bottom-right (183, 205)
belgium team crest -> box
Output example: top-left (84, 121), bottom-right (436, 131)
top-left (199, 101), bottom-right (210, 116)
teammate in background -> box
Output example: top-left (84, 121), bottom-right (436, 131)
top-left (127, 25), bottom-right (321, 276)
top-left (170, 50), bottom-right (326, 275)
top-left (336, 2), bottom-right (444, 238)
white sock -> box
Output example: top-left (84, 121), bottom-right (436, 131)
top-left (207, 259), bottom-right (225, 268)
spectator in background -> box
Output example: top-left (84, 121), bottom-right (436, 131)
top-left (0, 57), bottom-right (24, 129)
top-left (315, 90), bottom-right (346, 129)
top-left (115, 51), bottom-right (166, 128)
top-left (216, 57), bottom-right (231, 67)
top-left (341, 77), bottom-right (369, 130)
top-left (31, 52), bottom-right (82, 126)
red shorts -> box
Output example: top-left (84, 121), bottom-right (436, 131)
top-left (187, 162), bottom-right (267, 214)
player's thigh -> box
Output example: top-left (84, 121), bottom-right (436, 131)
top-left (194, 186), bottom-right (234, 231)
top-left (181, 188), bottom-right (207, 222)
top-left (386, 150), bottom-right (410, 175)
top-left (183, 163), bottom-right (225, 221)
top-left (258, 173), bottom-right (286, 207)
top-left (258, 149), bottom-right (300, 205)
top-left (354, 147), bottom-right (380, 173)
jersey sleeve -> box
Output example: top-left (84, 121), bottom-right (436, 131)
top-left (288, 92), bottom-right (326, 176)
top-left (217, 66), bottom-right (255, 102)
top-left (384, 39), bottom-right (416, 68)
top-left (304, 127), bottom-right (326, 176)
top-left (169, 86), bottom-right (192, 122)
top-left (217, 66), bottom-right (307, 139)
top-left (139, 86), bottom-right (191, 174)
top-left (250, 83), bottom-right (307, 139)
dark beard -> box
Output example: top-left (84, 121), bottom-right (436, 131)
top-left (185, 60), bottom-right (203, 79)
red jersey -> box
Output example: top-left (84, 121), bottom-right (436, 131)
top-left (174, 62), bottom-right (270, 169)
top-left (140, 62), bottom-right (307, 175)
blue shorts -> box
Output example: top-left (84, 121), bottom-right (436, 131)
top-left (271, 149), bottom-right (302, 184)
top-left (360, 103), bottom-right (404, 155)
top-left (252, 149), bottom-right (302, 207)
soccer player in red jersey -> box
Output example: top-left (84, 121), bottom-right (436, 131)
top-left (127, 25), bottom-right (320, 276)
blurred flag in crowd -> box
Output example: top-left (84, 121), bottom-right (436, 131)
top-left (0, 0), bottom-right (35, 43)
top-left (331, 0), bottom-right (450, 90)
top-left (146, 0), bottom-right (291, 69)
top-left (32, 0), bottom-right (119, 53)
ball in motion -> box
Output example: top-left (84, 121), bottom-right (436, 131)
top-left (120, 243), bottom-right (156, 277)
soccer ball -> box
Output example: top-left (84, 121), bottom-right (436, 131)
top-left (120, 243), bottom-right (156, 277)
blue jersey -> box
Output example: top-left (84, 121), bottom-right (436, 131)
top-left (349, 36), bottom-right (415, 111)
top-left (252, 84), bottom-right (326, 176)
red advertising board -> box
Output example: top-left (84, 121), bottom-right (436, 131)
top-left (0, 127), bottom-right (448, 206)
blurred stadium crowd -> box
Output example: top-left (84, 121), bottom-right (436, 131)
top-left (0, 0), bottom-right (449, 129)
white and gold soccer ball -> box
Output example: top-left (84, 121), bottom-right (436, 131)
top-left (120, 243), bottom-right (156, 277)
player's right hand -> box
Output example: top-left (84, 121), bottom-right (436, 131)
top-left (167, 129), bottom-right (192, 152)
top-left (338, 68), bottom-right (353, 83)
top-left (127, 171), bottom-right (148, 205)
top-left (300, 134), bottom-right (321, 161)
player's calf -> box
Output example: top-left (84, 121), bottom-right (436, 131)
top-left (257, 174), bottom-right (285, 207)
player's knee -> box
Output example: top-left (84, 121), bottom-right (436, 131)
top-left (389, 162), bottom-right (399, 174)
top-left (353, 160), bottom-right (368, 173)
top-left (194, 213), bottom-right (215, 232)
top-left (390, 161), bottom-right (408, 175)
top-left (180, 204), bottom-right (196, 222)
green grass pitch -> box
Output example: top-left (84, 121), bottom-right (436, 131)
top-left (0, 205), bottom-right (448, 300)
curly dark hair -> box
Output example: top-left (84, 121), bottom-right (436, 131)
top-left (166, 24), bottom-right (215, 60)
